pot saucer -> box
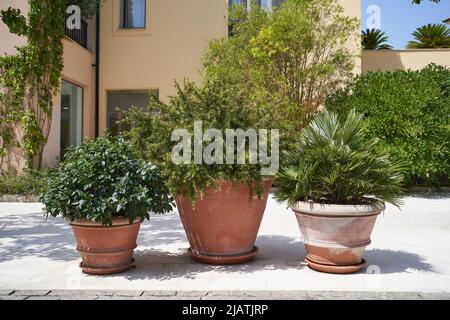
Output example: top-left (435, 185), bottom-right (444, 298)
top-left (305, 257), bottom-right (367, 274)
top-left (79, 258), bottom-right (135, 275)
top-left (188, 246), bottom-right (259, 265)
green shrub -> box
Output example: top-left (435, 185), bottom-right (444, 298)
top-left (275, 110), bottom-right (405, 207)
top-left (125, 81), bottom-right (274, 202)
top-left (204, 0), bottom-right (358, 134)
top-left (41, 136), bottom-right (173, 226)
top-left (0, 169), bottom-right (50, 195)
top-left (326, 64), bottom-right (450, 187)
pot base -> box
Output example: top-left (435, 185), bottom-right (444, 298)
top-left (188, 247), bottom-right (259, 265)
top-left (305, 257), bottom-right (367, 274)
top-left (79, 258), bottom-right (135, 275)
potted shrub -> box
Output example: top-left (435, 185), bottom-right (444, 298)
top-left (41, 137), bottom-right (173, 275)
top-left (126, 81), bottom-right (275, 265)
top-left (275, 110), bottom-right (405, 274)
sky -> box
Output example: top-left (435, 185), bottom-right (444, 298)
top-left (361, 0), bottom-right (450, 49)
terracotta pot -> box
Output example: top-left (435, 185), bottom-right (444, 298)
top-left (176, 179), bottom-right (272, 265)
top-left (291, 201), bottom-right (385, 274)
top-left (69, 217), bottom-right (141, 275)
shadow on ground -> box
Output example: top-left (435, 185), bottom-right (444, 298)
top-left (405, 192), bottom-right (450, 200)
top-left (0, 211), bottom-right (437, 279)
top-left (117, 235), bottom-right (307, 281)
top-left (0, 213), bottom-right (78, 262)
top-left (364, 249), bottom-right (436, 274)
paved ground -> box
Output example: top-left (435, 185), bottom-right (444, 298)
top-left (1, 290), bottom-right (449, 300)
top-left (0, 193), bottom-right (450, 300)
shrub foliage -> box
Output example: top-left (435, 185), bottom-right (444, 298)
top-left (125, 81), bottom-right (274, 202)
top-left (326, 64), bottom-right (450, 187)
top-left (41, 137), bottom-right (173, 226)
top-left (0, 170), bottom-right (50, 196)
top-left (275, 110), bottom-right (405, 207)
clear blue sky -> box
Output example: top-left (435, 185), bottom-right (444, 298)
top-left (361, 0), bottom-right (450, 49)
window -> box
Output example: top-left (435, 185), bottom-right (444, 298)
top-left (228, 0), bottom-right (285, 35)
top-left (259, 0), bottom-right (273, 11)
top-left (228, 0), bottom-right (284, 11)
top-left (229, 0), bottom-right (249, 11)
top-left (120, 0), bottom-right (146, 29)
top-left (60, 80), bottom-right (83, 159)
top-left (272, 0), bottom-right (284, 7)
top-left (107, 90), bottom-right (159, 135)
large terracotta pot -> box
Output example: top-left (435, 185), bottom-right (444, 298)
top-left (176, 179), bottom-right (272, 265)
top-left (292, 201), bottom-right (385, 274)
top-left (69, 217), bottom-right (141, 275)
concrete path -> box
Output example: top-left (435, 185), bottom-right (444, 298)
top-left (0, 193), bottom-right (449, 298)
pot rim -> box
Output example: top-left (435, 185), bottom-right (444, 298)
top-left (67, 216), bottom-right (142, 227)
top-left (213, 177), bottom-right (273, 184)
top-left (291, 200), bottom-right (385, 218)
top-left (176, 178), bottom-right (273, 201)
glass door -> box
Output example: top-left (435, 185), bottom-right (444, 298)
top-left (60, 80), bottom-right (83, 159)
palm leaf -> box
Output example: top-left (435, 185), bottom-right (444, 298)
top-left (274, 109), bottom-right (406, 206)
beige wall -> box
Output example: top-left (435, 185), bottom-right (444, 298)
top-left (0, 0), bottom-right (27, 57)
top-left (98, 0), bottom-right (229, 133)
top-left (339, 0), bottom-right (362, 74)
top-left (2, 0), bottom-right (362, 170)
top-left (362, 49), bottom-right (450, 73)
top-left (98, 0), bottom-right (361, 133)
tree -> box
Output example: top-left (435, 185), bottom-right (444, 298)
top-left (0, 1), bottom-right (103, 171)
top-left (407, 24), bottom-right (450, 49)
top-left (362, 29), bottom-right (393, 50)
top-left (204, 0), bottom-right (359, 134)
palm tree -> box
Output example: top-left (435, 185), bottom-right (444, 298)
top-left (407, 24), bottom-right (450, 49)
top-left (361, 29), bottom-right (393, 50)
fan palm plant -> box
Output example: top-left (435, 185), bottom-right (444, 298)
top-left (407, 24), bottom-right (450, 48)
top-left (361, 28), bottom-right (393, 50)
top-left (275, 109), bottom-right (405, 207)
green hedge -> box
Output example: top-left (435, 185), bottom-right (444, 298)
top-left (326, 64), bottom-right (450, 187)
top-left (0, 170), bottom-right (50, 196)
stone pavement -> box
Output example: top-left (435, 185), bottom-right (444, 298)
top-left (1, 193), bottom-right (450, 299)
top-left (1, 290), bottom-right (449, 300)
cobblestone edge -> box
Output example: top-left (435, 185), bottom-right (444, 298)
top-left (1, 290), bottom-right (449, 300)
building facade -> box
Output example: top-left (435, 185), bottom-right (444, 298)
top-left (0, 0), bottom-right (360, 170)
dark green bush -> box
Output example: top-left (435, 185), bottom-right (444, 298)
top-left (326, 64), bottom-right (450, 187)
top-left (0, 169), bottom-right (50, 195)
top-left (41, 136), bottom-right (173, 226)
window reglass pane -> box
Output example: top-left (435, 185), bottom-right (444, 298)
top-left (107, 90), bottom-right (158, 135)
top-left (121, 0), bottom-right (146, 29)
top-left (260, 0), bottom-right (272, 11)
top-left (273, 0), bottom-right (284, 8)
top-left (229, 1), bottom-right (284, 10)
top-left (229, 0), bottom-right (247, 6)
top-left (61, 80), bottom-right (83, 159)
